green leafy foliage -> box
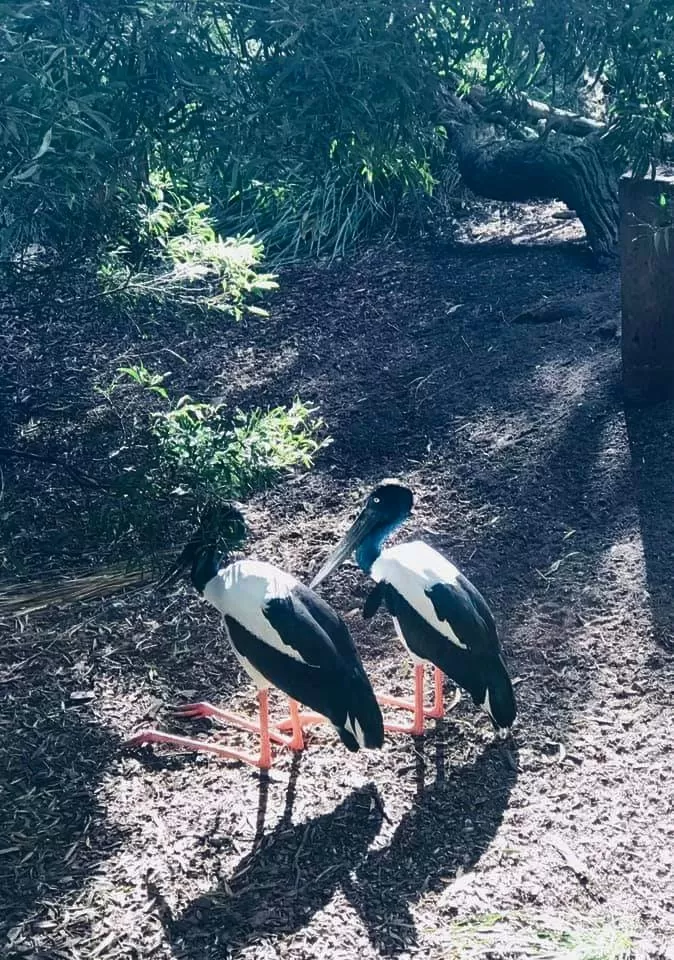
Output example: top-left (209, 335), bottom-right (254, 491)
top-left (99, 364), bottom-right (329, 555)
top-left (97, 175), bottom-right (277, 315)
top-left (0, 0), bottom-right (445, 262)
top-left (1, 0), bottom-right (673, 262)
top-left (151, 395), bottom-right (329, 503)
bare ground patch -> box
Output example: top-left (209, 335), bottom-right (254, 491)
top-left (1, 203), bottom-right (673, 959)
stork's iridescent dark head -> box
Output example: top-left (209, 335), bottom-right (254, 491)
top-left (158, 503), bottom-right (247, 594)
top-left (310, 481), bottom-right (413, 587)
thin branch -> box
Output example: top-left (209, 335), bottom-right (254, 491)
top-left (467, 87), bottom-right (606, 137)
top-left (0, 446), bottom-right (110, 490)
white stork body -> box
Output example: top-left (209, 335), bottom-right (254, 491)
top-left (126, 548), bottom-right (384, 769)
top-left (204, 560), bottom-right (308, 689)
top-left (371, 542), bottom-right (467, 655)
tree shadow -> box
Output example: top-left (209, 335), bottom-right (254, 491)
top-left (343, 736), bottom-right (518, 955)
top-left (624, 400), bottom-right (674, 656)
top-left (163, 780), bottom-right (384, 958)
top-left (445, 236), bottom-right (598, 270)
top-left (0, 704), bottom-right (122, 948)
top-left (309, 365), bottom-right (636, 743)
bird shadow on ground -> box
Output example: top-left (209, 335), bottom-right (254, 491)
top-left (624, 400), bottom-right (674, 657)
top-left (343, 730), bottom-right (518, 955)
top-left (158, 730), bottom-right (516, 959)
top-left (162, 766), bottom-right (385, 958)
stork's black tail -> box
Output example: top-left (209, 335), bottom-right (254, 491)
top-left (480, 655), bottom-right (517, 730)
top-left (335, 672), bottom-right (385, 752)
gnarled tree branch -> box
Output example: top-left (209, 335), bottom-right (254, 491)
top-left (438, 91), bottom-right (619, 257)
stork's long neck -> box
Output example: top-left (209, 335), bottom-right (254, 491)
top-left (191, 547), bottom-right (223, 594)
top-left (355, 519), bottom-right (403, 575)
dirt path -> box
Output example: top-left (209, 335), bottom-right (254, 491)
top-left (1, 207), bottom-right (673, 959)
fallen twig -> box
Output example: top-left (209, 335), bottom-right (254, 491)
top-left (547, 835), bottom-right (591, 884)
top-left (0, 445), bottom-right (109, 490)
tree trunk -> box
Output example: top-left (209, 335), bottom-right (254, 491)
top-left (620, 175), bottom-right (674, 404)
top-left (451, 124), bottom-right (619, 257)
top-left (437, 92), bottom-right (619, 257)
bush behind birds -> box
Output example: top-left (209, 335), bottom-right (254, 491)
top-left (1, 0), bottom-right (673, 262)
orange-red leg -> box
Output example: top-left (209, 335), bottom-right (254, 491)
top-left (172, 700), bottom-right (288, 746)
top-left (427, 667), bottom-right (461, 717)
top-left (383, 664), bottom-right (426, 736)
top-left (425, 666), bottom-right (445, 719)
top-left (125, 690), bottom-right (304, 769)
top-left (284, 699), bottom-right (306, 751)
top-left (377, 665), bottom-right (461, 724)
top-left (275, 703), bottom-right (326, 733)
top-left (257, 689), bottom-right (273, 770)
top-left (123, 728), bottom-right (269, 768)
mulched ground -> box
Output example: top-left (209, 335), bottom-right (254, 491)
top-left (1, 202), bottom-right (673, 959)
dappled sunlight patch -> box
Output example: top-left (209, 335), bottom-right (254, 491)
top-left (454, 200), bottom-right (586, 248)
top-left (211, 342), bottom-right (301, 401)
top-left (586, 534), bottom-right (649, 613)
top-left (589, 415), bottom-right (631, 477)
top-left (446, 408), bottom-right (572, 459)
top-left (530, 356), bottom-right (608, 407)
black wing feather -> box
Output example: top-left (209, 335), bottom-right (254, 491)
top-left (426, 576), bottom-right (501, 657)
top-left (363, 581), bottom-right (385, 619)
top-left (242, 584), bottom-right (383, 750)
top-left (263, 583), bottom-right (366, 674)
top-left (262, 594), bottom-right (339, 670)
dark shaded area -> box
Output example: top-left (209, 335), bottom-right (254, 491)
top-left (0, 237), bottom-right (611, 577)
top-left (166, 782), bottom-right (384, 958)
top-left (164, 737), bottom-right (516, 959)
top-left (343, 739), bottom-right (518, 955)
top-left (1, 237), bottom-right (628, 743)
top-left (619, 176), bottom-right (674, 404)
top-left (0, 673), bottom-right (123, 942)
top-left (625, 401), bottom-right (674, 655)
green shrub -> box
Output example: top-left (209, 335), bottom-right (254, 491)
top-left (96, 365), bottom-right (330, 559)
top-left (98, 175), bottom-right (277, 316)
top-left (1, 0), bottom-right (673, 263)
top-left (151, 396), bottom-right (329, 503)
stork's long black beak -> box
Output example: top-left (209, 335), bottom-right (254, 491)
top-left (310, 506), bottom-right (379, 589)
top-left (156, 561), bottom-right (183, 590)
top-left (156, 540), bottom-right (193, 590)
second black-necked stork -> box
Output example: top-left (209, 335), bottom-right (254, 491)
top-left (310, 482), bottom-right (517, 737)
top-left (125, 508), bottom-right (384, 770)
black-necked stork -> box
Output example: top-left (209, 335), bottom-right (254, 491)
top-left (310, 482), bottom-right (517, 737)
top-left (125, 509), bottom-right (384, 770)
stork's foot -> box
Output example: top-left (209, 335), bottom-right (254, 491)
top-left (125, 691), bottom-right (302, 770)
top-left (281, 727), bottom-right (305, 751)
top-left (380, 665), bottom-right (427, 737)
top-left (172, 701), bottom-right (289, 746)
top-left (377, 694), bottom-right (439, 719)
top-left (275, 699), bottom-right (305, 752)
top-left (123, 728), bottom-right (270, 768)
top-left (377, 693), bottom-right (417, 712)
top-left (377, 693), bottom-right (459, 720)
